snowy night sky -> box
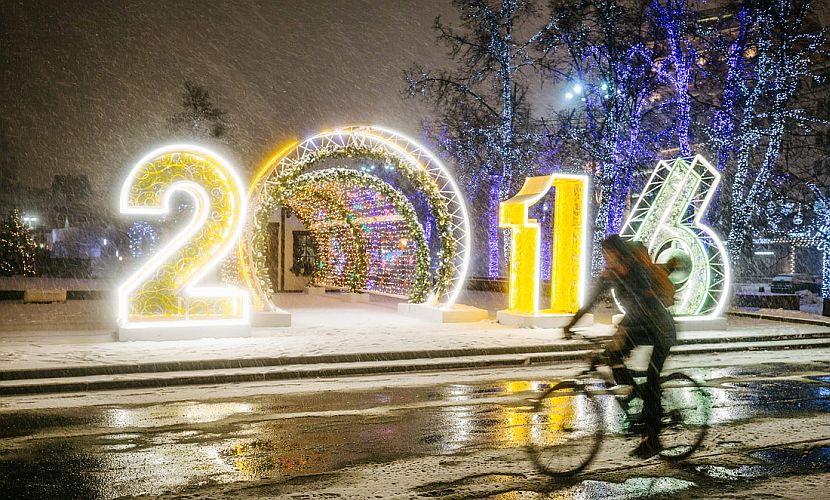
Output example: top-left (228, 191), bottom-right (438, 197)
top-left (1, 0), bottom-right (456, 192)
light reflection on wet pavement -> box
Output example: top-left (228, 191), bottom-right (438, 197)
top-left (1, 365), bottom-right (830, 498)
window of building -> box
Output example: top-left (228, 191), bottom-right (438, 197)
top-left (291, 231), bottom-right (317, 277)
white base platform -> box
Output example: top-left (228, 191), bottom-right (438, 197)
top-left (497, 311), bottom-right (593, 331)
top-left (251, 309), bottom-right (292, 327)
top-left (118, 323), bottom-right (252, 342)
top-left (398, 302), bottom-right (489, 323)
top-left (613, 313), bottom-right (728, 332)
top-left (338, 292), bottom-right (370, 303)
top-left (306, 286), bottom-right (328, 296)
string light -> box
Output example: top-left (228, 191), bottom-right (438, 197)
top-left (277, 169), bottom-right (430, 301)
top-left (243, 126), bottom-right (470, 311)
top-left (0, 209), bottom-right (37, 276)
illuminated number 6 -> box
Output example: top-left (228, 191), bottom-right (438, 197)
top-left (118, 145), bottom-right (249, 332)
top-left (499, 174), bottom-right (590, 316)
top-left (621, 155), bottom-right (731, 318)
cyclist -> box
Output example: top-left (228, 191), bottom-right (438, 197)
top-left (563, 235), bottom-right (677, 459)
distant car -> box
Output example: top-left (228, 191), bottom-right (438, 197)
top-left (770, 274), bottom-right (820, 294)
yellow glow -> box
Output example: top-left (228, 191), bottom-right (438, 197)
top-left (500, 174), bottom-right (589, 316)
top-left (239, 140), bottom-right (298, 310)
top-left (118, 145), bottom-right (248, 328)
top-left (548, 177), bottom-right (587, 314)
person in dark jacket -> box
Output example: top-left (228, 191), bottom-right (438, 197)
top-left (564, 234), bottom-right (677, 458)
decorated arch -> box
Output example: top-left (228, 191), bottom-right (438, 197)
top-left (240, 126), bottom-right (471, 311)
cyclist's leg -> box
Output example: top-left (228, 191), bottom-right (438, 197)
top-left (607, 327), bottom-right (636, 387)
top-left (642, 337), bottom-right (670, 436)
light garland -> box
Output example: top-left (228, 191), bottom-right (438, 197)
top-left (127, 221), bottom-right (159, 258)
top-left (242, 126), bottom-right (470, 311)
top-left (261, 168), bottom-right (431, 302)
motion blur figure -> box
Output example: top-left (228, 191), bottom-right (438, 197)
top-left (565, 235), bottom-right (677, 458)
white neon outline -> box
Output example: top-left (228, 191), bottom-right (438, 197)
top-left (368, 125), bottom-right (472, 309)
top-left (117, 144), bottom-right (250, 330)
top-left (619, 155), bottom-right (732, 319)
top-left (500, 173), bottom-right (591, 317)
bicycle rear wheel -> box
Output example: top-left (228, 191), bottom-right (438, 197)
top-left (658, 372), bottom-right (710, 460)
top-left (527, 380), bottom-right (604, 477)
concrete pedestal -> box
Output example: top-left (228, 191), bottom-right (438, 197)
top-left (398, 302), bottom-right (489, 323)
top-left (251, 309), bottom-right (292, 327)
top-left (338, 292), bottom-right (370, 303)
top-left (497, 311), bottom-right (593, 331)
top-left (118, 323), bottom-right (251, 342)
top-left (306, 286), bottom-right (327, 296)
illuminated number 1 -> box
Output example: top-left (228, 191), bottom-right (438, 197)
top-left (499, 174), bottom-right (590, 315)
top-left (118, 145), bottom-right (249, 329)
top-left (621, 155), bottom-right (731, 318)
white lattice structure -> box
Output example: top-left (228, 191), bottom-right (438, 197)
top-left (241, 126), bottom-right (472, 311)
top-left (621, 155), bottom-right (731, 318)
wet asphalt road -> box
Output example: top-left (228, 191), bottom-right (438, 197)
top-left (2, 354), bottom-right (830, 499)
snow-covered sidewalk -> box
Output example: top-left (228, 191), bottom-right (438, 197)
top-left (1, 292), bottom-right (829, 374)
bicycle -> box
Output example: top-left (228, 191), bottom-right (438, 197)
top-left (526, 335), bottom-right (711, 477)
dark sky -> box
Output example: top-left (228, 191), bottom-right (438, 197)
top-left (1, 0), bottom-right (456, 192)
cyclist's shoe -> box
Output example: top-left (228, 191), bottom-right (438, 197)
top-left (627, 411), bottom-right (646, 432)
top-left (630, 435), bottom-right (662, 459)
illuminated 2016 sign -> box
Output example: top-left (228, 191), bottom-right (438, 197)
top-left (118, 145), bottom-right (249, 331)
top-left (621, 155), bottom-right (731, 318)
top-left (499, 174), bottom-right (590, 316)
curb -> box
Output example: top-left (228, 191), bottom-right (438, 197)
top-left (0, 350), bottom-right (592, 396)
top-left (5, 328), bottom-right (830, 382)
top-left (728, 310), bottom-right (830, 328)
top-left (0, 341), bottom-right (599, 381)
top-left (2, 336), bottom-right (830, 396)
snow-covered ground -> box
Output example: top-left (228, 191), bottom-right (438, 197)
top-left (0, 292), bottom-right (827, 373)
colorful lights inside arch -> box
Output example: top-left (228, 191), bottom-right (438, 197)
top-left (274, 169), bottom-right (430, 301)
top-left (241, 126), bottom-right (471, 311)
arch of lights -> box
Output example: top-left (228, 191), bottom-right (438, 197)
top-left (240, 126), bottom-right (472, 311)
top-left (276, 168), bottom-right (431, 302)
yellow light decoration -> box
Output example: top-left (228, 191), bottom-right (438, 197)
top-left (118, 145), bottom-right (248, 329)
top-left (499, 174), bottom-right (590, 316)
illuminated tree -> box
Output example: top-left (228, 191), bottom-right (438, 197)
top-left (713, 0), bottom-right (827, 270)
top-left (405, 0), bottom-right (561, 276)
top-left (0, 209), bottom-right (37, 276)
top-left (546, 0), bottom-right (663, 272)
top-left (647, 0), bottom-right (704, 157)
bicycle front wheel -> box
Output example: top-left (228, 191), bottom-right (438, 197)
top-left (658, 372), bottom-right (710, 461)
top-left (527, 380), bottom-right (604, 477)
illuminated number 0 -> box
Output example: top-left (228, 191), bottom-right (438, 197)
top-left (118, 145), bottom-right (249, 329)
top-left (499, 174), bottom-right (590, 316)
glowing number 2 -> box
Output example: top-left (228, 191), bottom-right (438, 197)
top-left (117, 145), bottom-right (249, 329)
top-left (620, 155), bottom-right (731, 318)
top-left (499, 174), bottom-right (590, 315)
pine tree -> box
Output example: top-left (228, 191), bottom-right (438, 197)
top-left (0, 209), bottom-right (37, 276)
